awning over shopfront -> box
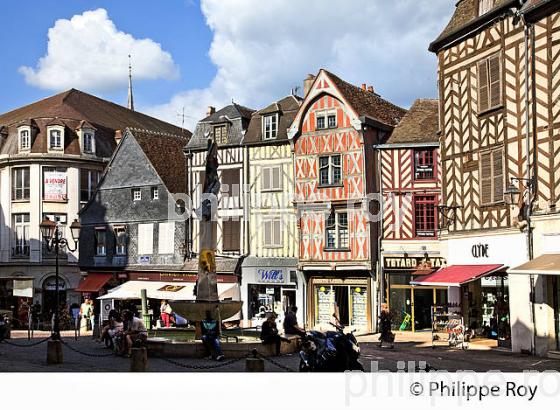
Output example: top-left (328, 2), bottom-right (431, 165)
top-left (509, 254), bottom-right (560, 275)
top-left (98, 280), bottom-right (239, 301)
top-left (410, 264), bottom-right (505, 287)
top-left (75, 273), bottom-right (112, 292)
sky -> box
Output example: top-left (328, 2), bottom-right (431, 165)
top-left (0, 0), bottom-right (456, 131)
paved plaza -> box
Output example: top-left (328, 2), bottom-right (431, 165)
top-left (0, 331), bottom-right (558, 372)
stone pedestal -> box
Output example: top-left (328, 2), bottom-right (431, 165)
top-left (245, 357), bottom-right (264, 372)
top-left (130, 347), bottom-right (148, 372)
top-left (46, 340), bottom-right (63, 364)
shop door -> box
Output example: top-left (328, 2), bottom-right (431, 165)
top-left (282, 289), bottom-right (296, 313)
top-left (390, 288), bottom-right (412, 331)
top-left (334, 286), bottom-right (350, 326)
top-left (412, 288), bottom-right (433, 331)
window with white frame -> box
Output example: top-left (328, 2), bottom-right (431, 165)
top-left (132, 188), bottom-right (142, 201)
top-left (12, 213), bottom-right (30, 258)
top-left (151, 187), bottom-right (159, 200)
top-left (80, 169), bottom-right (100, 203)
top-left (319, 155), bottom-right (342, 186)
top-left (114, 226), bottom-right (127, 256)
top-left (262, 114), bottom-right (278, 140)
top-left (19, 129), bottom-right (30, 151)
top-left (261, 166), bottom-right (282, 191)
top-left (95, 228), bottom-right (107, 256)
top-left (158, 222), bottom-right (174, 254)
top-left (48, 128), bottom-right (63, 150)
top-left (316, 115), bottom-right (326, 130)
top-left (327, 114), bottom-right (337, 128)
top-left (12, 167), bottom-right (30, 201)
top-left (325, 211), bottom-right (349, 250)
top-left (138, 223), bottom-right (154, 255)
top-left (263, 218), bottom-right (282, 247)
top-left (83, 132), bottom-right (94, 153)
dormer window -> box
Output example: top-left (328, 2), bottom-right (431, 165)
top-left (214, 124), bottom-right (228, 145)
top-left (263, 114), bottom-right (278, 140)
top-left (83, 132), bottom-right (94, 153)
top-left (19, 128), bottom-right (31, 151)
top-left (479, 0), bottom-right (494, 16)
top-left (48, 126), bottom-right (64, 151)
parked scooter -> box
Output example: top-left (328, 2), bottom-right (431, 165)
top-left (299, 316), bottom-right (364, 372)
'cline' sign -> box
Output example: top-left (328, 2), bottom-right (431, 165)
top-left (256, 269), bottom-right (285, 284)
top-left (472, 243), bottom-right (489, 258)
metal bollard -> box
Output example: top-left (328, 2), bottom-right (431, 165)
top-left (130, 347), bottom-right (148, 372)
top-left (245, 349), bottom-right (264, 372)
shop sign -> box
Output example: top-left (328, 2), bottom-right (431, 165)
top-left (43, 171), bottom-right (67, 201)
top-left (13, 279), bottom-right (33, 298)
top-left (256, 268), bottom-right (286, 284)
top-left (43, 277), bottom-right (66, 291)
top-left (384, 256), bottom-right (446, 270)
top-left (446, 233), bottom-right (527, 266)
top-left (471, 243), bottom-right (489, 258)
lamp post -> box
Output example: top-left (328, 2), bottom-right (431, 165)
top-left (40, 216), bottom-right (81, 340)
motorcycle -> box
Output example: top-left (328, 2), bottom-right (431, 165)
top-left (299, 317), bottom-right (364, 372)
top-left (0, 312), bottom-right (11, 341)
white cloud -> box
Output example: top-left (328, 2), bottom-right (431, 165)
top-left (146, 0), bottom-right (454, 131)
top-left (20, 8), bottom-right (179, 92)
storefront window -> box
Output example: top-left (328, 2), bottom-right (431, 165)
top-left (315, 284), bottom-right (368, 328)
top-left (248, 284), bottom-right (295, 323)
top-left (390, 288), bottom-right (412, 330)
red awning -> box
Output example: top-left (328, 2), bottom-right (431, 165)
top-left (75, 273), bottom-right (112, 292)
top-left (410, 264), bottom-right (505, 287)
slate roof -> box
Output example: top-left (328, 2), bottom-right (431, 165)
top-left (322, 69), bottom-right (407, 127)
top-left (385, 99), bottom-right (439, 145)
top-left (244, 95), bottom-right (302, 145)
top-left (429, 0), bottom-right (516, 52)
top-left (185, 103), bottom-right (255, 150)
top-left (130, 128), bottom-right (189, 194)
top-left (0, 88), bottom-right (190, 158)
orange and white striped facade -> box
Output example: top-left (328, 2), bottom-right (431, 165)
top-left (289, 73), bottom-right (376, 272)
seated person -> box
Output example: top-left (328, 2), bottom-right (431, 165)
top-left (283, 306), bottom-right (306, 337)
top-left (260, 313), bottom-right (289, 356)
top-left (97, 309), bottom-right (122, 343)
top-left (200, 310), bottom-right (224, 361)
top-left (123, 310), bottom-right (148, 357)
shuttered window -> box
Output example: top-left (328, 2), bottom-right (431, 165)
top-left (158, 222), bottom-right (174, 254)
top-left (261, 166), bottom-right (282, 191)
top-left (477, 54), bottom-right (502, 113)
top-left (138, 223), bottom-right (154, 255)
top-left (222, 220), bottom-right (240, 252)
top-left (480, 148), bottom-right (504, 205)
top-left (263, 219), bottom-right (282, 247)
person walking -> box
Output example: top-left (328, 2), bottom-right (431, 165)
top-left (79, 299), bottom-right (91, 333)
top-left (88, 299), bottom-right (96, 336)
top-left (160, 300), bottom-right (172, 328)
top-left (260, 313), bottom-right (290, 355)
top-left (378, 303), bottom-right (394, 348)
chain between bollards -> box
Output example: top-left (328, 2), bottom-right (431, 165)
top-left (0, 336), bottom-right (51, 347)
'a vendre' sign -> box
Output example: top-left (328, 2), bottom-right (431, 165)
top-left (44, 171), bottom-right (67, 201)
top-left (256, 269), bottom-right (286, 284)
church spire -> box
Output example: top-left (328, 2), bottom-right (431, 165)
top-left (127, 54), bottom-right (134, 111)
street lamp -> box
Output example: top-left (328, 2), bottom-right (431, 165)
top-left (40, 216), bottom-right (81, 339)
top-left (504, 177), bottom-right (534, 210)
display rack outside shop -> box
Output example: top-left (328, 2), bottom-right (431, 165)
top-left (431, 306), bottom-right (468, 349)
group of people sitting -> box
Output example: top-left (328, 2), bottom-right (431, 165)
top-left (97, 309), bottom-right (148, 357)
top-left (199, 305), bottom-right (306, 361)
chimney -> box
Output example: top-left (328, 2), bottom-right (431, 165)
top-left (207, 106), bottom-right (216, 117)
top-left (367, 85), bottom-right (374, 93)
top-left (114, 129), bottom-right (123, 145)
top-left (303, 74), bottom-right (316, 97)
top-left (361, 83), bottom-right (367, 91)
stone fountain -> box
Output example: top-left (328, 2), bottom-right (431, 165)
top-left (170, 138), bottom-right (242, 322)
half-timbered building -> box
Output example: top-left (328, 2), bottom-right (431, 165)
top-left (288, 70), bottom-right (406, 332)
top-left (430, 0), bottom-right (560, 356)
top-left (241, 94), bottom-right (306, 327)
top-left (184, 104), bottom-right (254, 284)
top-left (378, 99), bottom-right (446, 332)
